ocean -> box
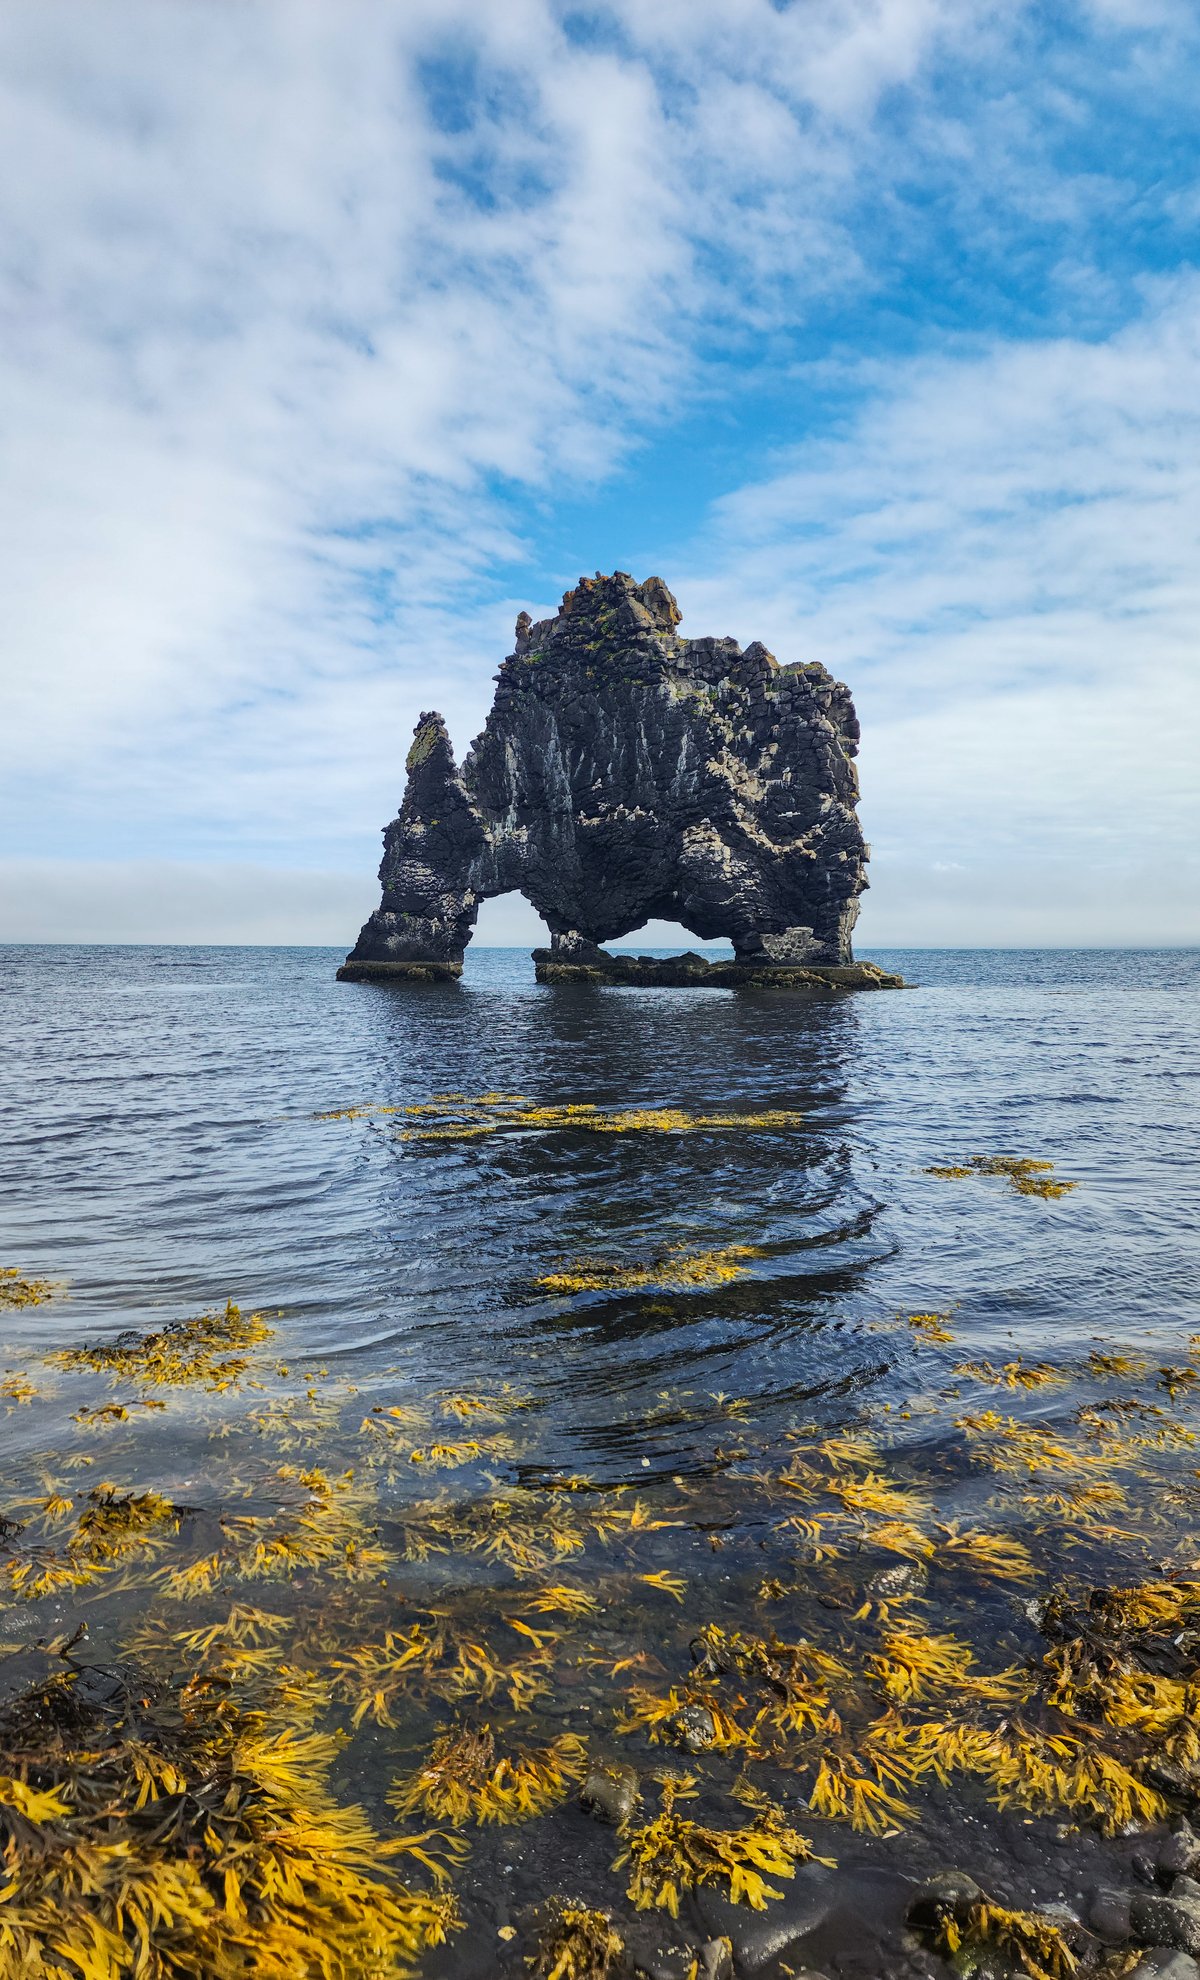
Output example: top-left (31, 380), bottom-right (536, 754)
top-left (1, 943), bottom-right (1198, 1977)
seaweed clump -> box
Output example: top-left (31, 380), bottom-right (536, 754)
top-left (924, 1893), bottom-right (1079, 1980)
top-left (3, 1485), bottom-right (186, 1601)
top-left (317, 1094), bottom-right (806, 1142)
top-left (0, 1268), bottom-right (56, 1308)
top-left (954, 1358), bottom-right (1063, 1390)
top-left (616, 1779), bottom-right (832, 1916)
top-left (1, 1373), bottom-right (41, 1406)
top-left (906, 1309), bottom-right (956, 1342)
top-left (0, 1650), bottom-right (460, 1979)
top-left (1031, 1578), bottom-right (1200, 1807)
top-left (50, 1299), bottom-right (273, 1391)
top-left (926, 1156), bottom-right (1078, 1200)
top-left (529, 1902), bottom-right (626, 1980)
top-left (535, 1246), bottom-right (759, 1297)
top-left (390, 1721), bottom-right (588, 1825)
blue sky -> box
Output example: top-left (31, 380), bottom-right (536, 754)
top-left (1, 0), bottom-right (1197, 945)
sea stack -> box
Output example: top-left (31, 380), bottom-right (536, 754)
top-left (340, 573), bottom-right (899, 988)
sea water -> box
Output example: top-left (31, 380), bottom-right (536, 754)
top-left (1, 944), bottom-right (1198, 1977)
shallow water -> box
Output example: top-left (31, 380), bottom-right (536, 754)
top-left (2, 943), bottom-right (1199, 1978)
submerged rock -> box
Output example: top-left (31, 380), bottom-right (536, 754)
top-left (1131, 1883), bottom-right (1200, 1957)
top-left (867, 1558), bottom-right (930, 1602)
top-left (1127, 1953), bottom-right (1200, 1979)
top-left (905, 1870), bottom-right (987, 1932)
top-left (1160, 1823), bottom-right (1200, 1882)
top-left (529, 950), bottom-right (901, 991)
top-left (579, 1758), bottom-right (639, 1828)
top-left (1088, 1884), bottom-right (1132, 1939)
top-left (696, 1862), bottom-right (836, 1971)
top-left (341, 573), bottom-right (888, 985)
top-left (673, 1703), bottom-right (719, 1754)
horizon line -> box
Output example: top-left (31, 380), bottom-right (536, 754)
top-left (1, 941), bottom-right (1197, 955)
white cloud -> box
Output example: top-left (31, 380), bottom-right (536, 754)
top-left (0, 6), bottom-right (681, 781)
top-left (1, 0), bottom-right (993, 884)
top-left (0, 0), bottom-right (1195, 944)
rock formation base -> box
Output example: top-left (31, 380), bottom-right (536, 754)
top-left (334, 951), bottom-right (903, 990)
top-left (336, 960), bottom-right (462, 983)
top-left (531, 948), bottom-right (904, 990)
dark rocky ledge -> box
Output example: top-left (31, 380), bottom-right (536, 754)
top-left (342, 571), bottom-right (887, 983)
top-left (336, 960), bottom-right (462, 983)
top-left (531, 948), bottom-right (904, 990)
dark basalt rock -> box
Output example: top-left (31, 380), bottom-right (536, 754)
top-left (1127, 1954), bottom-right (1200, 1979)
top-left (529, 948), bottom-right (903, 991)
top-left (341, 573), bottom-right (893, 987)
top-left (621, 1920), bottom-right (726, 1980)
top-left (1160, 1823), bottom-right (1200, 1883)
top-left (1133, 1881), bottom-right (1200, 1957)
top-left (1088, 1885), bottom-right (1132, 1940)
top-left (696, 1862), bottom-right (836, 1970)
top-left (905, 1870), bottom-right (987, 1932)
top-left (578, 1757), bottom-right (639, 1827)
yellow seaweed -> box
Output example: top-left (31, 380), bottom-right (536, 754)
top-left (1, 1374), bottom-right (41, 1406)
top-left (934, 1901), bottom-right (1079, 1980)
top-left (536, 1246), bottom-right (759, 1296)
top-left (868, 1630), bottom-right (1026, 1707)
top-left (926, 1156), bottom-right (1077, 1200)
top-left (807, 1748), bottom-right (916, 1833)
top-left (617, 1797), bottom-right (831, 1916)
top-left (954, 1359), bottom-right (1063, 1391)
top-left (51, 1299), bottom-right (272, 1391)
top-left (905, 1311), bottom-right (956, 1343)
top-left (530, 1903), bottom-right (626, 1980)
top-left (0, 1268), bottom-right (56, 1308)
top-left (0, 1664), bottom-right (461, 1979)
top-left (389, 1723), bottom-right (588, 1826)
top-left (410, 1106), bottom-right (796, 1140)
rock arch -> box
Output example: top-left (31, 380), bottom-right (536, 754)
top-left (340, 572), bottom-right (875, 983)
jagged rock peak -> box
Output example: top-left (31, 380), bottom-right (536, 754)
top-left (513, 571), bottom-right (682, 660)
top-left (342, 573), bottom-right (870, 979)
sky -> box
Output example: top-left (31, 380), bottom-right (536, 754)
top-left (1, 0), bottom-right (1198, 949)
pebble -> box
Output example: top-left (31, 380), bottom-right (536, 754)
top-left (674, 1703), bottom-right (717, 1753)
top-left (868, 1560), bottom-right (929, 1601)
top-left (578, 1758), bottom-right (639, 1828)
